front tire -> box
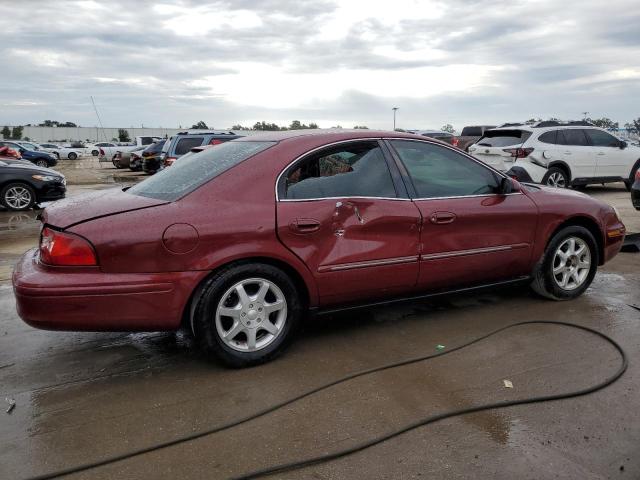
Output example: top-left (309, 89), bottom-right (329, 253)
top-left (193, 263), bottom-right (303, 367)
top-left (542, 167), bottom-right (569, 188)
top-left (35, 159), bottom-right (49, 168)
top-left (91, 149), bottom-right (99, 156)
top-left (1, 182), bottom-right (36, 211)
top-left (68, 152), bottom-right (78, 160)
top-left (531, 226), bottom-right (598, 300)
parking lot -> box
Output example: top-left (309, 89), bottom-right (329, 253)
top-left (1, 162), bottom-right (639, 479)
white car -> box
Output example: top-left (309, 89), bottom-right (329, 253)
top-left (469, 121), bottom-right (640, 189)
top-left (39, 143), bottom-right (85, 160)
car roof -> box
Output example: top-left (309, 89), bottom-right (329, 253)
top-left (233, 129), bottom-right (424, 143)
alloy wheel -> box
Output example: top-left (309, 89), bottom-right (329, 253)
top-left (215, 277), bottom-right (287, 352)
top-left (546, 171), bottom-right (566, 188)
top-left (4, 186), bottom-right (33, 210)
top-left (36, 160), bottom-right (48, 168)
top-left (552, 237), bottom-right (591, 290)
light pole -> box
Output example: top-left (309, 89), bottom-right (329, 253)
top-left (392, 107), bottom-right (399, 131)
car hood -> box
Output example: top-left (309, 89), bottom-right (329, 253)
top-left (3, 162), bottom-right (61, 175)
top-left (42, 187), bottom-right (169, 229)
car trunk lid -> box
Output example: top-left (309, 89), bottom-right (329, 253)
top-left (42, 187), bottom-right (169, 229)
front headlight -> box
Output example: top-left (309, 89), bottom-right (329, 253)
top-left (32, 174), bottom-right (59, 182)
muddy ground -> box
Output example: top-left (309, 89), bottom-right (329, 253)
top-left (1, 168), bottom-right (639, 479)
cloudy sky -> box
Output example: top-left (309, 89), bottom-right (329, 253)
top-left (1, 0), bottom-right (639, 131)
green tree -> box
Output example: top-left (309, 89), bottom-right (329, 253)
top-left (60, 121), bottom-right (77, 127)
top-left (231, 124), bottom-right (250, 130)
top-left (588, 117), bottom-right (618, 130)
top-left (289, 120), bottom-right (303, 130)
top-left (1, 126), bottom-right (10, 139)
top-left (11, 126), bottom-right (23, 140)
top-left (118, 129), bottom-right (131, 142)
top-left (394, 128), bottom-right (406, 132)
top-left (191, 121), bottom-right (209, 129)
top-left (353, 125), bottom-right (368, 129)
top-left (441, 124), bottom-right (456, 134)
top-left (525, 118), bottom-right (542, 124)
top-left (253, 121), bottom-right (282, 131)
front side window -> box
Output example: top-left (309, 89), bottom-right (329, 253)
top-left (129, 141), bottom-right (275, 201)
top-left (175, 137), bottom-right (203, 155)
top-left (390, 140), bottom-right (500, 199)
top-left (283, 141), bottom-right (396, 200)
top-left (586, 129), bottom-right (620, 147)
top-left (562, 129), bottom-right (589, 146)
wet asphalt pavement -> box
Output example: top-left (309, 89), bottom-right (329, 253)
top-left (1, 183), bottom-right (639, 479)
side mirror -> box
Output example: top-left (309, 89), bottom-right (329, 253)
top-left (499, 177), bottom-right (514, 194)
top-left (620, 140), bottom-right (627, 150)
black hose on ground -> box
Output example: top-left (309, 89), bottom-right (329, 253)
top-left (27, 320), bottom-right (628, 480)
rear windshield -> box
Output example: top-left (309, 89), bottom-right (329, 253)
top-left (144, 140), bottom-right (166, 154)
top-left (128, 141), bottom-right (275, 201)
top-left (475, 130), bottom-right (532, 147)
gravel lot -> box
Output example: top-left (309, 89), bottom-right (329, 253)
top-left (0, 165), bottom-right (638, 479)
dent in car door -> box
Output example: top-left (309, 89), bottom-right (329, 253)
top-left (275, 140), bottom-right (421, 305)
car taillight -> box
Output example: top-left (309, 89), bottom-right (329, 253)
top-left (40, 227), bottom-right (98, 266)
top-left (452, 138), bottom-right (459, 147)
top-left (99, 148), bottom-right (105, 156)
top-left (503, 147), bottom-right (534, 159)
top-left (164, 157), bottom-right (176, 166)
top-left (209, 139), bottom-right (223, 145)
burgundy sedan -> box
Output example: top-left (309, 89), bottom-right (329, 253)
top-left (13, 130), bottom-right (626, 367)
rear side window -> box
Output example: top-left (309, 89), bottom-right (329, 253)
top-left (476, 130), bottom-right (531, 147)
top-left (586, 129), bottom-right (620, 147)
top-left (562, 129), bottom-right (589, 146)
top-left (284, 141), bottom-right (396, 200)
top-left (175, 137), bottom-right (203, 155)
top-left (461, 126), bottom-right (482, 136)
top-left (129, 141), bottom-right (275, 201)
top-left (390, 140), bottom-right (499, 198)
top-left (538, 131), bottom-right (557, 144)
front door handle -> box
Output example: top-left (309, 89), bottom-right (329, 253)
top-left (289, 218), bottom-right (321, 234)
top-left (430, 212), bottom-right (456, 225)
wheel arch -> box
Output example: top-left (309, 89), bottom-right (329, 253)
top-left (546, 215), bottom-right (605, 266)
top-left (547, 161), bottom-right (572, 182)
top-left (180, 256), bottom-right (314, 332)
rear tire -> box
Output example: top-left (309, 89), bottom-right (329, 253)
top-left (1, 182), bottom-right (36, 211)
top-left (542, 167), bottom-right (569, 188)
top-left (530, 226), bottom-right (598, 301)
top-left (91, 150), bottom-right (99, 156)
top-left (68, 152), bottom-right (78, 160)
top-left (35, 159), bottom-right (49, 168)
top-left (193, 263), bottom-right (303, 368)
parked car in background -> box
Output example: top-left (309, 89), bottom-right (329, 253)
top-left (12, 130), bottom-right (625, 366)
top-left (469, 121), bottom-right (640, 189)
top-left (113, 146), bottom-right (145, 169)
top-left (163, 131), bottom-right (241, 166)
top-left (0, 159), bottom-right (65, 211)
top-left (141, 140), bottom-right (167, 174)
top-left (453, 125), bottom-right (496, 151)
top-left (83, 143), bottom-right (100, 156)
top-left (0, 141), bottom-right (57, 168)
top-left (98, 136), bottom-right (163, 162)
top-left (631, 168), bottom-right (640, 210)
top-left (406, 130), bottom-right (455, 145)
top-left (170, 144), bottom-right (214, 165)
top-left (15, 141), bottom-right (42, 151)
top-left (129, 149), bottom-right (144, 171)
top-left (46, 144), bottom-right (85, 160)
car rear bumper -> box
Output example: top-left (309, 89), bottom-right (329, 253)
top-left (12, 249), bottom-right (206, 331)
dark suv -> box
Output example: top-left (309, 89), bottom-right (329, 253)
top-left (163, 131), bottom-right (242, 166)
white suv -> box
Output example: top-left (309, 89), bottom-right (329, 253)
top-left (469, 121), bottom-right (640, 189)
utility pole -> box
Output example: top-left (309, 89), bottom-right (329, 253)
top-left (392, 107), bottom-right (399, 131)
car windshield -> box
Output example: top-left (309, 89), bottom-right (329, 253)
top-left (128, 141), bottom-right (275, 201)
top-left (476, 130), bottom-right (532, 147)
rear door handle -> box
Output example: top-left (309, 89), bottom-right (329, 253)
top-left (289, 218), bottom-right (321, 233)
top-left (430, 212), bottom-right (456, 225)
